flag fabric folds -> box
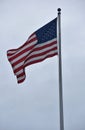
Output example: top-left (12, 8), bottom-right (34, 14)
top-left (7, 18), bottom-right (58, 83)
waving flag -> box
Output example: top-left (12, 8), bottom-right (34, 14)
top-left (7, 18), bottom-right (58, 83)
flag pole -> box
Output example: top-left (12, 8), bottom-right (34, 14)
top-left (57, 8), bottom-right (64, 130)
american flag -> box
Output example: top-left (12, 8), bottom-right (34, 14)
top-left (7, 18), bottom-right (58, 83)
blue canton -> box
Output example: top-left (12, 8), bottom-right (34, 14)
top-left (35, 18), bottom-right (57, 44)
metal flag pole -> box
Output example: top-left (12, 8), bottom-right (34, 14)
top-left (57, 8), bottom-right (64, 130)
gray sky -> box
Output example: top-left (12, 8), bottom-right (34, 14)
top-left (0, 0), bottom-right (85, 130)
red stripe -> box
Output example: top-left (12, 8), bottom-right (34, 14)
top-left (14, 66), bottom-right (23, 73)
top-left (17, 78), bottom-right (25, 83)
top-left (29, 41), bottom-right (57, 53)
top-left (25, 47), bottom-right (57, 62)
top-left (12, 56), bottom-right (26, 67)
top-left (7, 37), bottom-right (37, 59)
top-left (7, 49), bottom-right (18, 56)
top-left (19, 36), bottom-right (37, 49)
top-left (7, 36), bottom-right (35, 56)
top-left (17, 72), bottom-right (25, 78)
top-left (8, 39), bottom-right (56, 58)
top-left (8, 44), bottom-right (35, 62)
top-left (25, 53), bottom-right (58, 67)
top-left (17, 53), bottom-right (57, 84)
top-left (11, 42), bottom-right (57, 67)
top-left (29, 33), bottom-right (35, 38)
top-left (12, 47), bottom-right (57, 67)
top-left (14, 50), bottom-right (57, 74)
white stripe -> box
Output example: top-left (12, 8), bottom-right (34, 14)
top-left (9, 40), bottom-right (37, 64)
top-left (24, 38), bottom-right (57, 60)
top-left (8, 38), bottom-right (56, 60)
top-left (8, 34), bottom-right (36, 54)
top-left (17, 75), bottom-right (25, 82)
top-left (7, 50), bottom-right (17, 54)
top-left (27, 34), bottom-right (36, 41)
top-left (36, 38), bottom-right (57, 47)
top-left (11, 50), bottom-right (28, 64)
top-left (13, 47), bottom-right (57, 72)
top-left (15, 69), bottom-right (23, 75)
top-left (13, 62), bottom-right (24, 70)
top-left (11, 38), bottom-right (56, 64)
top-left (25, 49), bottom-right (57, 65)
top-left (13, 42), bottom-right (57, 71)
top-left (12, 41), bottom-right (57, 66)
top-left (8, 39), bottom-right (37, 59)
top-left (13, 39), bottom-right (57, 70)
top-left (8, 35), bottom-right (37, 59)
top-left (27, 43), bottom-right (57, 57)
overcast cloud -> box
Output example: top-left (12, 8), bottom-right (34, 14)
top-left (0, 0), bottom-right (85, 130)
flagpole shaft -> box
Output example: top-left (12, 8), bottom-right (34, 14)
top-left (57, 8), bottom-right (64, 130)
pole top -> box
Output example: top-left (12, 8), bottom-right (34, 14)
top-left (57, 8), bottom-right (61, 14)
